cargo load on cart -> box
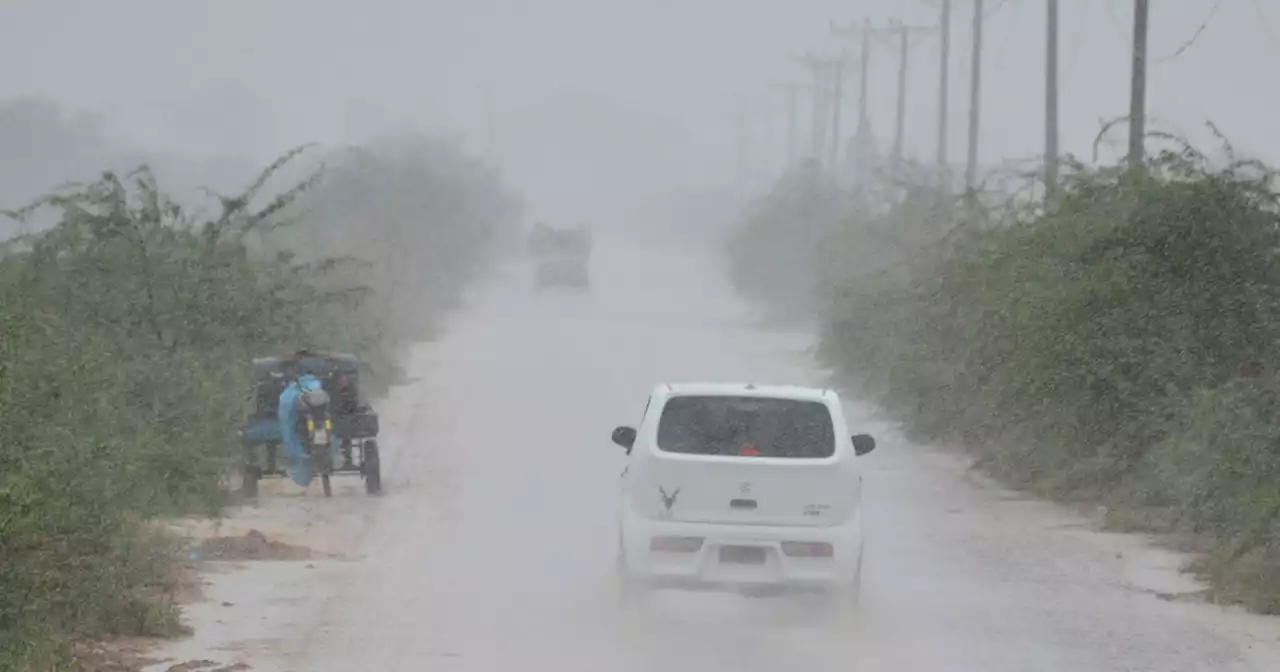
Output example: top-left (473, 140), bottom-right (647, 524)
top-left (240, 349), bottom-right (382, 497)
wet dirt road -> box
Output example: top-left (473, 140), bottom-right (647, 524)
top-left (154, 238), bottom-right (1280, 672)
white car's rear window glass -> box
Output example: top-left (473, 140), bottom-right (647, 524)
top-left (655, 395), bottom-right (836, 458)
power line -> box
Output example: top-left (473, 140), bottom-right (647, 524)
top-left (771, 83), bottom-right (803, 166)
top-left (793, 52), bottom-right (854, 167)
top-left (976, 0), bottom-right (1014, 23)
top-left (850, 0), bottom-right (1012, 60)
top-left (1062, 0), bottom-right (1092, 83)
top-left (801, 0), bottom-right (1017, 180)
top-left (989, 0), bottom-right (1024, 54)
top-left (831, 19), bottom-right (886, 180)
top-left (1105, 0), bottom-right (1131, 45)
top-left (889, 0), bottom-right (1015, 34)
top-left (1152, 0), bottom-right (1221, 65)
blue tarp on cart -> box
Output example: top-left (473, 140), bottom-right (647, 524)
top-left (278, 374), bottom-right (340, 487)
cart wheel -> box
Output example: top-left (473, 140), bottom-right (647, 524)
top-left (341, 439), bottom-right (355, 470)
top-left (363, 440), bottom-right (382, 495)
top-left (242, 465), bottom-right (261, 499)
top-left (321, 473), bottom-right (332, 498)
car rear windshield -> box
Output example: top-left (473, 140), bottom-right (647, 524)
top-left (655, 395), bottom-right (836, 459)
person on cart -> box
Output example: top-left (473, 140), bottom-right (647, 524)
top-left (278, 370), bottom-right (330, 488)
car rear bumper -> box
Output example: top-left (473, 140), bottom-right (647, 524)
top-left (619, 506), bottom-right (863, 590)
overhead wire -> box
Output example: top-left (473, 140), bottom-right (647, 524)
top-left (985, 0), bottom-right (1027, 73)
top-left (1104, 0), bottom-right (1131, 45)
top-left (856, 0), bottom-right (1015, 56)
top-left (878, 0), bottom-right (1015, 34)
top-left (1152, 0), bottom-right (1222, 65)
top-left (1062, 1), bottom-right (1092, 82)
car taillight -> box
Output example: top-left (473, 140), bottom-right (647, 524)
top-left (781, 541), bottom-right (833, 558)
top-left (649, 536), bottom-right (704, 553)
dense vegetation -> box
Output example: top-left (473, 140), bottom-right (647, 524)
top-left (0, 122), bottom-right (515, 666)
top-left (727, 139), bottom-right (1280, 613)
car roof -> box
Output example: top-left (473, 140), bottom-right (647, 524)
top-left (659, 382), bottom-right (836, 402)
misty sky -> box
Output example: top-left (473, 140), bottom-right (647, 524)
top-left (2, 1), bottom-right (1277, 220)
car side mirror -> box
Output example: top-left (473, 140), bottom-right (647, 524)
top-left (851, 434), bottom-right (876, 456)
top-left (612, 426), bottom-right (637, 450)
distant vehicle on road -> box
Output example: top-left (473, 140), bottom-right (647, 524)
top-left (609, 382), bottom-right (877, 612)
top-left (528, 222), bottom-right (591, 290)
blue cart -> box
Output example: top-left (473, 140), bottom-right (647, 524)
top-left (240, 350), bottom-right (382, 497)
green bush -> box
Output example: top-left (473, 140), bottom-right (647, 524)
top-left (270, 135), bottom-right (519, 395)
top-left (0, 138), bottom-right (513, 666)
top-left (727, 143), bottom-right (1280, 612)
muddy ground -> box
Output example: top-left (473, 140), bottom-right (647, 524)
top-left (130, 238), bottom-right (1280, 672)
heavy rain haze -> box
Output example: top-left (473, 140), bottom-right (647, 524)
top-left (5, 1), bottom-right (1280, 219)
top-left (6, 1), bottom-right (1280, 671)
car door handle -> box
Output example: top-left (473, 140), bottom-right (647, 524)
top-left (729, 499), bottom-right (757, 510)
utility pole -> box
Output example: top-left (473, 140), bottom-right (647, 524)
top-left (1128, 0), bottom-right (1149, 171)
top-left (965, 0), bottom-right (984, 190)
top-left (831, 20), bottom-right (881, 181)
top-left (812, 73), bottom-right (829, 166)
top-left (761, 104), bottom-right (780, 181)
top-left (483, 87), bottom-right (497, 164)
top-left (936, 0), bottom-right (952, 176)
top-left (796, 53), bottom-right (848, 170)
top-left (1045, 0), bottom-right (1060, 195)
top-left (735, 105), bottom-right (748, 189)
top-left (892, 21), bottom-right (909, 167)
top-left (786, 85), bottom-right (799, 168)
top-left (829, 56), bottom-right (847, 173)
top-left (854, 20), bottom-right (872, 181)
top-left (774, 83), bottom-right (801, 167)
top-left (795, 54), bottom-right (828, 164)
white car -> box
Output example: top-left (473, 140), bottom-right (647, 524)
top-left (611, 382), bottom-right (877, 606)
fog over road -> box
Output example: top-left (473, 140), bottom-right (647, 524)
top-left (155, 238), bottom-right (1280, 672)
